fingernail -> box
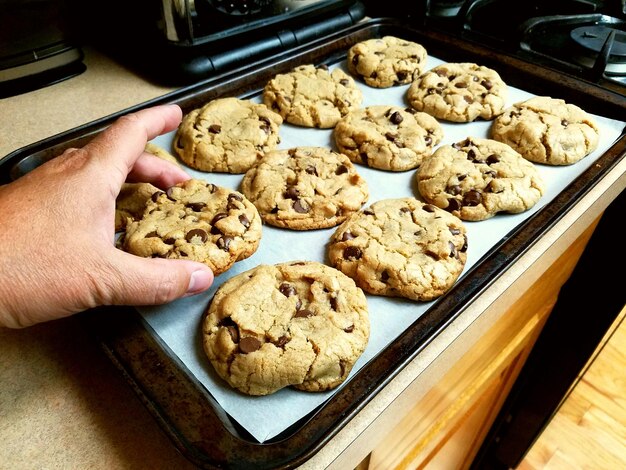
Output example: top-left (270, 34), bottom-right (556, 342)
top-left (186, 269), bottom-right (213, 295)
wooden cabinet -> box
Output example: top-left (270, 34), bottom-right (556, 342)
top-left (359, 218), bottom-right (600, 470)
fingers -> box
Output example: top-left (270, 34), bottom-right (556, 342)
top-left (127, 153), bottom-right (191, 188)
top-left (101, 250), bottom-right (214, 307)
top-left (85, 104), bottom-right (183, 187)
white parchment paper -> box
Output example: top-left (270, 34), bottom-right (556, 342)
top-left (137, 55), bottom-right (625, 443)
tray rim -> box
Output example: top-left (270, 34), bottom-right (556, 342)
top-left (3, 17), bottom-right (626, 469)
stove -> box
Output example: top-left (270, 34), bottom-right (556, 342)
top-left (363, 0), bottom-right (626, 96)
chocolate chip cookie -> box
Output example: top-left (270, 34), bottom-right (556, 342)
top-left (407, 62), bottom-right (508, 122)
top-left (240, 146), bottom-right (369, 230)
top-left (173, 97), bottom-right (283, 173)
top-left (262, 64), bottom-right (363, 128)
top-left (416, 137), bottom-right (546, 221)
top-left (202, 260), bottom-right (370, 396)
top-left (120, 178), bottom-right (262, 276)
top-left (328, 198), bottom-right (468, 301)
top-left (334, 105), bottom-right (443, 171)
top-left (490, 96), bottom-right (600, 165)
top-left (347, 36), bottom-right (427, 88)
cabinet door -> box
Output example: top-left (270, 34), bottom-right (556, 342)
top-left (364, 218), bottom-right (598, 470)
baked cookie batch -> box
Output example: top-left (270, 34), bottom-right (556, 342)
top-left (115, 35), bottom-right (601, 396)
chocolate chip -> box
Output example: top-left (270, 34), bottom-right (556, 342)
top-left (284, 186), bottom-right (300, 200)
top-left (228, 193), bottom-right (243, 203)
top-left (340, 79), bottom-right (349, 86)
top-left (389, 111), bottom-right (403, 125)
top-left (273, 335), bottom-right (290, 348)
top-left (294, 309), bottom-right (314, 318)
top-left (425, 135), bottom-right (432, 145)
top-left (455, 82), bottom-right (468, 88)
top-left (370, 71), bottom-right (378, 79)
top-left (400, 206), bottom-right (411, 214)
top-left (344, 325), bottom-right (355, 333)
top-left (239, 214), bottom-right (250, 228)
top-left (330, 297), bottom-right (338, 311)
top-left (449, 241), bottom-right (457, 257)
top-left (186, 228), bottom-right (208, 243)
top-left (450, 227), bottom-right (461, 235)
top-left (335, 164), bottom-right (348, 175)
top-left (447, 198), bottom-right (461, 212)
top-left (217, 236), bottom-right (232, 251)
top-left (461, 234), bottom-right (468, 252)
top-left (481, 79), bottom-right (493, 90)
top-left (187, 202), bottom-right (206, 211)
top-left (293, 199), bottom-right (309, 213)
top-left (279, 283), bottom-right (296, 297)
top-left (341, 231), bottom-right (356, 241)
top-left (317, 63), bottom-right (329, 71)
top-left (239, 336), bottom-right (262, 353)
top-left (463, 190), bottom-right (483, 206)
top-left (305, 165), bottom-right (318, 176)
top-left (405, 107), bottom-right (417, 114)
top-left (486, 154), bottom-right (500, 164)
top-left (211, 212), bottom-right (228, 225)
top-left (343, 246), bottom-right (362, 260)
top-left (145, 231), bottom-right (159, 238)
top-left (164, 237), bottom-right (176, 245)
top-left (151, 191), bottom-right (165, 202)
top-left (447, 184), bottom-right (462, 196)
top-left (423, 204), bottom-right (437, 213)
top-left (561, 119), bottom-right (569, 127)
top-left (363, 209), bottom-right (374, 216)
top-left (397, 71), bottom-right (408, 81)
top-left (209, 124), bottom-right (221, 134)
top-left (463, 96), bottom-right (474, 104)
top-left (352, 54), bottom-right (360, 65)
top-left (165, 187), bottom-right (177, 201)
top-left (381, 270), bottom-right (389, 282)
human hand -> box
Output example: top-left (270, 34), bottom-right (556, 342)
top-left (0, 104), bottom-right (214, 328)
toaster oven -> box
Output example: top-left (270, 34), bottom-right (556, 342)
top-left (74, 0), bottom-right (366, 85)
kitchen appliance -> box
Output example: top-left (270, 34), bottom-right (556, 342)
top-left (71, 0), bottom-right (366, 85)
top-left (0, 0), bottom-right (85, 98)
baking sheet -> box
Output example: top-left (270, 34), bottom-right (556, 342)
top-left (136, 54), bottom-right (625, 443)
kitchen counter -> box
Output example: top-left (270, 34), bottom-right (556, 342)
top-left (1, 46), bottom-right (625, 470)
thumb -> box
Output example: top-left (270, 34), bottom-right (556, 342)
top-left (103, 251), bottom-right (214, 307)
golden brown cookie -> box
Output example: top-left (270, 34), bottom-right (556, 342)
top-left (173, 97), bottom-right (282, 173)
top-left (328, 198), bottom-right (468, 301)
top-left (114, 182), bottom-right (160, 232)
top-left (334, 105), bottom-right (443, 171)
top-left (262, 64), bottom-right (363, 128)
top-left (202, 260), bottom-right (370, 396)
top-left (407, 62), bottom-right (507, 123)
top-left (490, 96), bottom-right (600, 165)
top-left (347, 36), bottom-right (427, 88)
top-left (120, 178), bottom-right (262, 276)
top-left (416, 137), bottom-right (545, 221)
top-left (240, 146), bottom-right (369, 230)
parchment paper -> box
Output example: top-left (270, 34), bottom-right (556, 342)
top-left (137, 55), bottom-right (625, 443)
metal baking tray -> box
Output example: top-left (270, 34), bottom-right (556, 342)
top-left (2, 18), bottom-right (625, 469)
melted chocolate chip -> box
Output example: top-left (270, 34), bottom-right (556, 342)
top-left (481, 79), bottom-right (493, 90)
top-left (186, 228), bottom-right (208, 243)
top-left (447, 184), bottom-right (462, 196)
top-left (293, 199), bottom-right (309, 213)
top-left (463, 190), bottom-right (483, 206)
top-left (279, 283), bottom-right (296, 297)
top-left (341, 231), bottom-right (356, 241)
top-left (284, 186), bottom-right (300, 200)
top-left (273, 335), bottom-right (290, 348)
top-left (239, 336), bottom-right (262, 353)
top-left (343, 246), bottom-right (363, 260)
top-left (211, 212), bottom-right (228, 225)
top-left (447, 198), bottom-right (461, 212)
top-left (486, 154), bottom-right (500, 165)
top-left (294, 309), bottom-right (314, 318)
top-left (164, 237), bottom-right (176, 245)
top-left (239, 214), bottom-right (250, 228)
top-left (335, 164), bottom-right (348, 175)
top-left (151, 191), bottom-right (165, 202)
top-left (187, 202), bottom-right (206, 211)
top-left (217, 236), bottom-right (232, 251)
top-left (389, 111), bottom-right (403, 125)
top-left (344, 325), bottom-right (355, 333)
top-left (209, 124), bottom-right (221, 134)
top-left (166, 187), bottom-right (177, 201)
top-left (423, 204), bottom-right (437, 213)
top-left (146, 231), bottom-right (159, 238)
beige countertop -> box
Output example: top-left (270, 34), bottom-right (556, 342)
top-left (1, 46), bottom-right (625, 470)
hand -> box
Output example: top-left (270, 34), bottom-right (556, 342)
top-left (0, 104), bottom-right (214, 328)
